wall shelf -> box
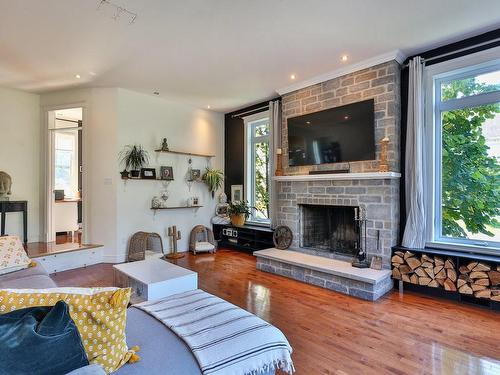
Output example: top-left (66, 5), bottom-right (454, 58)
top-left (151, 205), bottom-right (203, 210)
top-left (154, 149), bottom-right (215, 158)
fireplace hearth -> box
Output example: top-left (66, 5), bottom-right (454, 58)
top-left (300, 204), bottom-right (359, 256)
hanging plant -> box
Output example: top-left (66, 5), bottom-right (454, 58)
top-left (119, 144), bottom-right (149, 178)
top-left (202, 168), bottom-right (224, 198)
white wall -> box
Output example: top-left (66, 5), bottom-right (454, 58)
top-left (116, 89), bottom-right (224, 261)
top-left (40, 88), bottom-right (118, 260)
top-left (0, 87), bottom-right (40, 241)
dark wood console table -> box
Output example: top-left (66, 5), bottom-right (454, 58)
top-left (0, 200), bottom-right (28, 244)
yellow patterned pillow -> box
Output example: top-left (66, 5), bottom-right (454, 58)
top-left (0, 287), bottom-right (137, 374)
top-left (0, 235), bottom-right (32, 275)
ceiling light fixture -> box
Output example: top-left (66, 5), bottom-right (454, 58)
top-left (290, 74), bottom-right (296, 80)
top-left (207, 105), bottom-right (211, 109)
top-left (97, 0), bottom-right (138, 24)
top-left (75, 74), bottom-right (81, 79)
top-left (341, 55), bottom-right (348, 62)
top-left (153, 91), bottom-right (160, 95)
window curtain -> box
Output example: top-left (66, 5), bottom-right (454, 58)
top-left (402, 56), bottom-right (426, 248)
top-left (268, 100), bottom-right (281, 229)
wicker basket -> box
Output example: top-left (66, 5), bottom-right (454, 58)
top-left (127, 231), bottom-right (164, 262)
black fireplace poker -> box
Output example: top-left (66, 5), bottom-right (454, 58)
top-left (352, 207), bottom-right (369, 268)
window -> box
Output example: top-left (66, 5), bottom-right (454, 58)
top-left (244, 113), bottom-right (270, 224)
top-left (54, 131), bottom-right (78, 197)
top-left (428, 56), bottom-right (500, 252)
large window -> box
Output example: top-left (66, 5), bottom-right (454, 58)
top-left (245, 113), bottom-right (270, 224)
top-left (429, 57), bottom-right (500, 252)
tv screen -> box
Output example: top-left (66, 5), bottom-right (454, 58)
top-left (287, 99), bottom-right (375, 167)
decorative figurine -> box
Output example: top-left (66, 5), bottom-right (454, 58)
top-left (120, 169), bottom-right (130, 179)
top-left (151, 196), bottom-right (162, 209)
top-left (161, 138), bottom-right (169, 152)
top-left (166, 225), bottom-right (184, 259)
top-left (0, 171), bottom-right (12, 201)
top-left (379, 137), bottom-right (390, 172)
top-left (211, 192), bottom-right (230, 224)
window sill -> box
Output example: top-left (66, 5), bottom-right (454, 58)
top-left (393, 245), bottom-right (500, 263)
top-left (426, 241), bottom-right (500, 257)
top-left (246, 220), bottom-right (271, 228)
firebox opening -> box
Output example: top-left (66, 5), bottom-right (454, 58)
top-left (300, 204), bottom-right (359, 256)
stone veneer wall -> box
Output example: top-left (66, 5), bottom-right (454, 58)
top-left (281, 60), bottom-right (401, 174)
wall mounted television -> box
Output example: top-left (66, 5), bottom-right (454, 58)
top-left (287, 99), bottom-right (375, 167)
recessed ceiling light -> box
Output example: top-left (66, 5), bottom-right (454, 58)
top-left (207, 105), bottom-right (211, 109)
top-left (153, 91), bottom-right (160, 95)
top-left (75, 74), bottom-right (81, 79)
top-left (341, 55), bottom-right (348, 62)
top-left (290, 74), bottom-right (296, 80)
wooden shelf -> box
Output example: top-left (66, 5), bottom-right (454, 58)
top-left (154, 149), bottom-right (215, 158)
top-left (122, 178), bottom-right (174, 181)
top-left (151, 205), bottom-right (203, 210)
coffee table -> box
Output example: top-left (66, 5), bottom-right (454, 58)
top-left (113, 257), bottom-right (198, 304)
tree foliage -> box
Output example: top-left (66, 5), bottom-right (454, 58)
top-left (441, 77), bottom-right (500, 238)
top-left (254, 125), bottom-right (270, 219)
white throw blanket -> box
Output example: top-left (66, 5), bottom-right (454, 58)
top-left (135, 289), bottom-right (294, 375)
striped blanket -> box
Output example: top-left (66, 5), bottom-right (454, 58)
top-left (135, 289), bottom-right (294, 375)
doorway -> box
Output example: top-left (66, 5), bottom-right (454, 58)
top-left (46, 107), bottom-right (84, 245)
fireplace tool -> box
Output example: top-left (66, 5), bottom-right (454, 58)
top-left (352, 207), bottom-right (369, 268)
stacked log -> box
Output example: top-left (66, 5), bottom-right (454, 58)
top-left (458, 262), bottom-right (500, 301)
top-left (391, 251), bottom-right (456, 291)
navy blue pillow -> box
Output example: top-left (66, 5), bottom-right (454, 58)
top-left (0, 300), bottom-right (89, 375)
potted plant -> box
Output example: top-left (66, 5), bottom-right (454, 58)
top-left (228, 200), bottom-right (251, 226)
top-left (202, 168), bottom-right (224, 198)
top-left (119, 145), bottom-right (149, 178)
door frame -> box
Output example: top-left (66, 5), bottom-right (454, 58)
top-left (41, 102), bottom-right (89, 244)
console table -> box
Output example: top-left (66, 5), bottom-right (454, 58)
top-left (0, 200), bottom-right (28, 244)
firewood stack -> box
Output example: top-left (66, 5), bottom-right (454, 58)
top-left (391, 251), bottom-right (457, 291)
top-left (457, 262), bottom-right (500, 301)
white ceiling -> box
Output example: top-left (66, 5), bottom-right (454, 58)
top-left (1, 0), bottom-right (499, 112)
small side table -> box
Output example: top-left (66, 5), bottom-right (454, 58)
top-left (0, 200), bottom-right (28, 244)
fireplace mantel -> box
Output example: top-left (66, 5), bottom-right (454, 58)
top-left (272, 171), bottom-right (401, 182)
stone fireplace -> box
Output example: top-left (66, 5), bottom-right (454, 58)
top-left (300, 204), bottom-right (358, 257)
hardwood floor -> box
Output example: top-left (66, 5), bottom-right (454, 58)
top-left (51, 249), bottom-right (500, 375)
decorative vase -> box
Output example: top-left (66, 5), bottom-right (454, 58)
top-left (130, 170), bottom-right (140, 178)
top-left (230, 213), bottom-right (246, 226)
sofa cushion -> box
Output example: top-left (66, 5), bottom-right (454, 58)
top-left (0, 236), bottom-right (32, 275)
top-left (0, 274), bottom-right (57, 289)
top-left (0, 301), bottom-right (89, 375)
top-left (0, 287), bottom-right (136, 374)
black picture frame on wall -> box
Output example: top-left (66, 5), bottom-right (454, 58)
top-left (140, 168), bottom-right (157, 180)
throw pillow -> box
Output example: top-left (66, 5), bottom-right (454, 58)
top-left (0, 235), bottom-right (32, 275)
top-left (0, 300), bottom-right (89, 375)
top-left (0, 287), bottom-right (137, 374)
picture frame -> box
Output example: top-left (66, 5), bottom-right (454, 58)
top-left (140, 168), bottom-right (157, 180)
top-left (190, 169), bottom-right (201, 181)
top-left (231, 185), bottom-right (243, 202)
top-left (160, 166), bottom-right (174, 180)
top-left (370, 256), bottom-right (382, 270)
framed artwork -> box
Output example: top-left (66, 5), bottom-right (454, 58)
top-left (140, 168), bottom-right (157, 180)
top-left (190, 169), bottom-right (201, 181)
top-left (160, 166), bottom-right (174, 180)
top-left (231, 185), bottom-right (243, 202)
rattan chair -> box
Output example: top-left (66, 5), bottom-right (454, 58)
top-left (127, 231), bottom-right (164, 262)
top-left (189, 225), bottom-right (216, 255)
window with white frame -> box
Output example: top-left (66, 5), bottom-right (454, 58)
top-left (54, 131), bottom-right (78, 197)
top-left (428, 56), bottom-right (500, 251)
top-left (244, 112), bottom-right (270, 224)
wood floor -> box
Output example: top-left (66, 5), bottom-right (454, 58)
top-left (51, 249), bottom-right (500, 375)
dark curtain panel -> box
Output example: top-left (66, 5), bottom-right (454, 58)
top-left (399, 28), bottom-right (500, 243)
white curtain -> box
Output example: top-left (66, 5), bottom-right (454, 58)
top-left (268, 100), bottom-right (281, 229)
top-left (402, 56), bottom-right (426, 248)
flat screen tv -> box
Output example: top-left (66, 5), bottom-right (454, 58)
top-left (287, 99), bottom-right (375, 167)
